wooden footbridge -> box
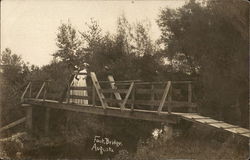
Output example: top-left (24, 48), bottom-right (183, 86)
top-left (1, 72), bottom-right (250, 140)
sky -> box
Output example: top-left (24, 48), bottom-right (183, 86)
top-left (1, 0), bottom-right (186, 66)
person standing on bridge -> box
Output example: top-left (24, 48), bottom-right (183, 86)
top-left (70, 64), bottom-right (89, 105)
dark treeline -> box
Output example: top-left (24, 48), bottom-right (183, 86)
top-left (0, 0), bottom-right (248, 159)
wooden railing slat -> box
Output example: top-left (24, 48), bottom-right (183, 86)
top-left (121, 82), bottom-right (134, 110)
top-left (90, 72), bottom-right (108, 109)
top-left (69, 95), bottom-right (90, 100)
top-left (36, 82), bottom-right (46, 99)
top-left (158, 81), bottom-right (171, 114)
top-left (70, 86), bottom-right (91, 90)
top-left (108, 75), bottom-right (123, 107)
top-left (136, 89), bottom-right (164, 94)
top-left (100, 89), bottom-right (128, 93)
top-left (21, 82), bottom-right (31, 102)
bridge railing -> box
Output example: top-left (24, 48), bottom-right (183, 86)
top-left (21, 72), bottom-right (196, 114)
top-left (97, 76), bottom-right (196, 114)
top-left (21, 80), bottom-right (50, 103)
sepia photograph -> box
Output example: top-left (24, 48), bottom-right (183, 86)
top-left (0, 0), bottom-right (249, 159)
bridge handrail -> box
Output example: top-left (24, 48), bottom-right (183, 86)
top-left (103, 81), bottom-right (193, 86)
top-left (21, 82), bottom-right (31, 103)
top-left (21, 80), bottom-right (48, 102)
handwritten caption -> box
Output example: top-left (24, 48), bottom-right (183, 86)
top-left (91, 136), bottom-right (123, 155)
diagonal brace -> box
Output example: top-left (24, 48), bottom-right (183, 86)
top-left (36, 82), bottom-right (46, 99)
top-left (158, 81), bottom-right (171, 114)
top-left (108, 75), bottom-right (123, 107)
top-left (121, 82), bottom-right (134, 110)
top-left (90, 72), bottom-right (108, 109)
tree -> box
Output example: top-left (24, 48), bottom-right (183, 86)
top-left (53, 22), bottom-right (84, 71)
top-left (157, 0), bottom-right (248, 127)
top-left (0, 48), bottom-right (30, 131)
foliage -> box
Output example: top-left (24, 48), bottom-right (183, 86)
top-left (0, 48), bottom-right (30, 126)
top-left (53, 22), bottom-right (84, 71)
top-left (157, 0), bottom-right (248, 126)
top-left (1, 1), bottom-right (249, 158)
top-left (132, 125), bottom-right (248, 160)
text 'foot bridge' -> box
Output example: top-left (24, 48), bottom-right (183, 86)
top-left (1, 72), bottom-right (249, 139)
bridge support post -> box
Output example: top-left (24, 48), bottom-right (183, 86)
top-left (44, 108), bottom-right (50, 136)
top-left (25, 106), bottom-right (33, 134)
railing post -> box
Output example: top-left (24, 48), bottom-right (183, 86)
top-left (150, 84), bottom-right (155, 110)
top-left (131, 85), bottom-right (135, 111)
top-left (188, 82), bottom-right (192, 112)
top-left (66, 83), bottom-right (71, 103)
top-left (29, 82), bottom-right (32, 98)
top-left (167, 85), bottom-right (172, 114)
top-left (92, 84), bottom-right (96, 107)
top-left (188, 82), bottom-right (192, 103)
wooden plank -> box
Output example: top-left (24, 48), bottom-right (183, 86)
top-left (131, 87), bottom-right (135, 111)
top-left (0, 117), bottom-right (26, 133)
top-left (92, 85), bottom-right (96, 107)
top-left (192, 117), bottom-right (212, 120)
top-left (99, 99), bottom-right (196, 108)
top-left (70, 86), bottom-right (91, 90)
top-left (188, 83), bottom-right (192, 103)
top-left (105, 98), bottom-right (123, 103)
top-left (36, 82), bottom-right (46, 99)
top-left (180, 114), bottom-right (208, 119)
top-left (66, 83), bottom-right (70, 103)
top-left (136, 89), bottom-right (164, 94)
top-left (133, 81), bottom-right (192, 85)
top-left (21, 82), bottom-right (31, 102)
top-left (90, 72), bottom-right (108, 109)
top-left (121, 82), bottom-right (134, 110)
top-left (167, 85), bottom-right (172, 114)
top-left (206, 121), bottom-right (224, 124)
top-left (100, 89), bottom-right (128, 93)
top-left (225, 128), bottom-right (250, 134)
top-left (69, 95), bottom-right (90, 100)
top-left (108, 74), bottom-right (128, 108)
top-left (209, 123), bottom-right (236, 129)
top-left (29, 83), bottom-right (32, 98)
top-left (99, 80), bottom-right (141, 83)
top-left (26, 99), bottom-right (179, 123)
top-left (240, 133), bottom-right (250, 138)
top-left (150, 84), bottom-right (155, 109)
top-left (194, 119), bottom-right (220, 124)
top-left (222, 126), bottom-right (241, 129)
top-left (158, 81), bottom-right (171, 114)
top-left (130, 100), bottom-right (158, 106)
top-left (43, 82), bottom-right (47, 101)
